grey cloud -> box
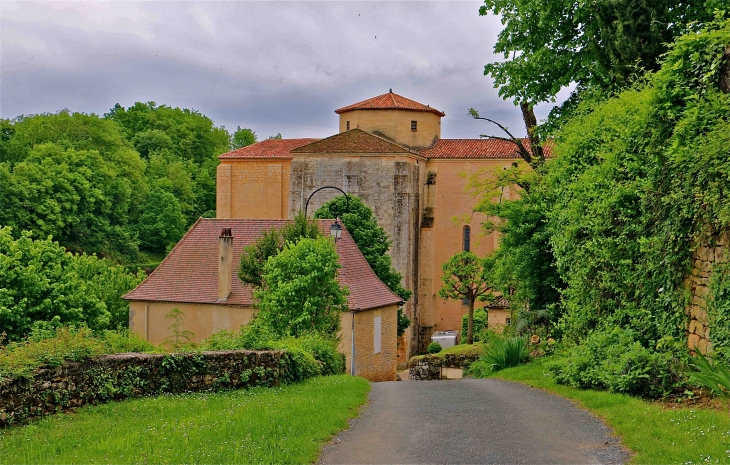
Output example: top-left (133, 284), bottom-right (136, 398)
top-left (1, 1), bottom-right (565, 140)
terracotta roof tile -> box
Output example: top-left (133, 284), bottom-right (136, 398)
top-left (421, 139), bottom-right (553, 160)
top-left (335, 92), bottom-right (445, 117)
top-left (486, 297), bottom-right (511, 309)
top-left (124, 219), bottom-right (402, 312)
top-left (291, 128), bottom-right (416, 155)
top-left (218, 138), bottom-right (319, 160)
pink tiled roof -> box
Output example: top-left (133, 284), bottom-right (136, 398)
top-left (336, 92), bottom-right (445, 117)
top-left (218, 138), bottom-right (319, 160)
top-left (421, 139), bottom-right (554, 159)
top-left (124, 219), bottom-right (403, 312)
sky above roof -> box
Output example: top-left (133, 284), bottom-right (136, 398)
top-left (1, 1), bottom-right (572, 140)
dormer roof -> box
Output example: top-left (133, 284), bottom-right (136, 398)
top-left (335, 91), bottom-right (445, 117)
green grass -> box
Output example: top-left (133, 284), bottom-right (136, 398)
top-left (0, 375), bottom-right (370, 464)
top-left (488, 358), bottom-right (730, 464)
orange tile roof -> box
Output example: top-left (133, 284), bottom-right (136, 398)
top-left (124, 218), bottom-right (403, 312)
top-left (420, 138), bottom-right (553, 159)
top-left (486, 297), bottom-right (511, 309)
top-left (218, 138), bottom-right (319, 160)
top-left (291, 128), bottom-right (417, 155)
top-left (336, 91), bottom-right (445, 117)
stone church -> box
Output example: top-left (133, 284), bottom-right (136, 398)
top-left (216, 91), bottom-right (522, 358)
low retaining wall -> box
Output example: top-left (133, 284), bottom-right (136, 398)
top-left (0, 350), bottom-right (287, 427)
top-left (408, 353), bottom-right (481, 380)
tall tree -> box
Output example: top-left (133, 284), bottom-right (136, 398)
top-left (480, 0), bottom-right (717, 104)
top-left (438, 252), bottom-right (497, 344)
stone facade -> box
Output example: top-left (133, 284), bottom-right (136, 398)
top-left (0, 350), bottom-right (288, 427)
top-left (684, 232), bottom-right (730, 354)
top-left (341, 305), bottom-right (398, 382)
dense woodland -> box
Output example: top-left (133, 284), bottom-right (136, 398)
top-left (0, 103), bottom-right (261, 340)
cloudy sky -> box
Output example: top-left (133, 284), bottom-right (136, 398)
top-left (1, 1), bottom-right (569, 140)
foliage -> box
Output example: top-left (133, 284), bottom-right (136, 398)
top-left (237, 212), bottom-right (320, 289)
top-left (688, 351), bottom-right (730, 397)
top-left (438, 252), bottom-right (497, 344)
top-left (544, 19), bottom-right (730, 352)
top-left (0, 227), bottom-right (144, 341)
top-left (314, 196), bottom-right (411, 336)
top-left (479, 0), bottom-right (719, 104)
top-left (461, 307), bottom-right (489, 343)
top-left (136, 188), bottom-right (187, 251)
top-left (0, 327), bottom-right (153, 382)
top-left (427, 342), bottom-right (442, 354)
top-left (314, 196), bottom-right (411, 302)
top-left (256, 237), bottom-right (348, 338)
top-left (230, 126), bottom-right (257, 149)
top-left (708, 258), bottom-right (730, 359)
top-left (547, 329), bottom-right (688, 398)
top-left (0, 376), bottom-right (370, 465)
top-left (484, 358), bottom-right (730, 464)
top-left (473, 337), bottom-right (528, 374)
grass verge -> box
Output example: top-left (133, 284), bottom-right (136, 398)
top-left (0, 375), bottom-right (369, 464)
top-left (488, 358), bottom-right (730, 464)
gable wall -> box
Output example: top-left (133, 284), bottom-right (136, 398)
top-left (290, 153), bottom-right (424, 355)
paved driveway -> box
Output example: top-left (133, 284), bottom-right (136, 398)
top-left (319, 378), bottom-right (629, 464)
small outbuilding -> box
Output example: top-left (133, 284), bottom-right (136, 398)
top-left (124, 218), bottom-right (403, 382)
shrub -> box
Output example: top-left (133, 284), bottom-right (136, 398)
top-left (481, 337), bottom-right (529, 372)
top-left (547, 328), bottom-right (687, 398)
top-left (461, 308), bottom-right (489, 343)
top-left (100, 329), bottom-right (156, 354)
top-left (427, 342), bottom-right (442, 354)
top-left (0, 327), bottom-right (106, 381)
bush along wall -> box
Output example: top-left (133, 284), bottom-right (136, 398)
top-left (408, 353), bottom-right (482, 381)
top-left (0, 350), bottom-right (308, 427)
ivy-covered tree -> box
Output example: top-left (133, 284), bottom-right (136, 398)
top-left (255, 237), bottom-right (348, 338)
top-left (438, 252), bottom-right (497, 344)
top-left (314, 196), bottom-right (412, 336)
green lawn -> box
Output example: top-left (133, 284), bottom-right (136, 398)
top-left (489, 358), bottom-right (730, 464)
top-left (0, 375), bottom-right (369, 465)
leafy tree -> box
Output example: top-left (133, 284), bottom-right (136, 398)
top-left (479, 0), bottom-right (718, 105)
top-left (231, 126), bottom-right (257, 149)
top-left (136, 188), bottom-right (187, 251)
top-left (0, 227), bottom-right (144, 341)
top-left (438, 252), bottom-right (497, 344)
top-left (255, 237), bottom-right (348, 338)
top-left (314, 196), bottom-right (412, 336)
top-left (237, 212), bottom-right (320, 289)
top-left (267, 133), bottom-right (283, 140)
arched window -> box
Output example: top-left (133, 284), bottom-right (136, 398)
top-left (463, 225), bottom-right (471, 252)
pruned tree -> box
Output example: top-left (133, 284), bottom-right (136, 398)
top-left (438, 252), bottom-right (498, 344)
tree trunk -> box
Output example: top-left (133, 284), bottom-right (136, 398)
top-left (519, 101), bottom-right (545, 167)
top-left (467, 299), bottom-right (475, 345)
top-left (721, 46), bottom-right (730, 94)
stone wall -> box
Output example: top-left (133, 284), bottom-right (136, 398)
top-left (408, 352), bottom-right (481, 381)
top-left (0, 350), bottom-right (288, 427)
top-left (684, 232), bottom-right (730, 354)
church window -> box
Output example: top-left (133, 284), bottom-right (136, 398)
top-left (346, 121), bottom-right (350, 130)
top-left (463, 225), bottom-right (471, 252)
top-left (411, 120), bottom-right (417, 132)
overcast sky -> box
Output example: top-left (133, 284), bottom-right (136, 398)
top-left (1, 1), bottom-right (570, 140)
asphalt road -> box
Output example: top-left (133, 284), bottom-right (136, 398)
top-left (318, 378), bottom-right (629, 464)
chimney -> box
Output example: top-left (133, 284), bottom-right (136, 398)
top-left (218, 228), bottom-right (233, 301)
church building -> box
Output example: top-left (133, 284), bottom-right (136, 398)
top-left (216, 91), bottom-right (521, 358)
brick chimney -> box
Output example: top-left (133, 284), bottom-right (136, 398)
top-left (218, 228), bottom-right (233, 301)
